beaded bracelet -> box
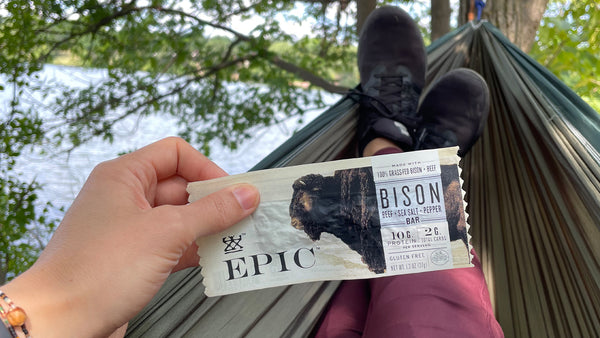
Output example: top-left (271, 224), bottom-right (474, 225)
top-left (0, 291), bottom-right (30, 338)
top-left (0, 305), bottom-right (17, 338)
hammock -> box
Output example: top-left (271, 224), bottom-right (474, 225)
top-left (126, 22), bottom-right (600, 337)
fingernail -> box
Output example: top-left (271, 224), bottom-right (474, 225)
top-left (233, 185), bottom-right (259, 211)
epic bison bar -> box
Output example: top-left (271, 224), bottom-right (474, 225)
top-left (189, 147), bottom-right (473, 296)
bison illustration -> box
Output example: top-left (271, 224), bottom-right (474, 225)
top-left (289, 167), bottom-right (386, 273)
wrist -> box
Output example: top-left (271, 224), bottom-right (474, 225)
top-left (2, 270), bottom-right (65, 337)
top-left (1, 264), bottom-right (110, 337)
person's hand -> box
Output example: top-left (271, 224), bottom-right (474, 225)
top-left (2, 137), bottom-right (260, 337)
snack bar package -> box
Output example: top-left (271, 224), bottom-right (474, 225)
top-left (188, 147), bottom-right (473, 296)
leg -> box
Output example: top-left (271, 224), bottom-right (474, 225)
top-left (363, 251), bottom-right (503, 337)
top-left (358, 47), bottom-right (501, 338)
top-left (318, 6), bottom-right (502, 337)
top-left (320, 139), bottom-right (502, 337)
top-left (314, 280), bottom-right (370, 338)
top-left (359, 77), bottom-right (501, 337)
top-left (316, 6), bottom-right (423, 334)
top-left (363, 141), bottom-right (502, 337)
top-left (363, 138), bottom-right (402, 157)
top-left (315, 138), bottom-right (403, 337)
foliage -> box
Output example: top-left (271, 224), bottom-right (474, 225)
top-left (0, 0), bottom-right (365, 153)
top-left (1, 109), bottom-right (58, 283)
top-left (0, 0), bottom-right (389, 281)
top-left (531, 0), bottom-right (600, 111)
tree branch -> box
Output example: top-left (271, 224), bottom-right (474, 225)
top-left (269, 56), bottom-right (349, 93)
top-left (217, 3), bottom-right (262, 21)
top-left (148, 6), bottom-right (252, 42)
top-left (221, 38), bottom-right (244, 63)
top-left (543, 40), bottom-right (566, 68)
top-left (38, 5), bottom-right (145, 63)
top-left (38, 3), bottom-right (348, 115)
top-left (149, 5), bottom-right (348, 94)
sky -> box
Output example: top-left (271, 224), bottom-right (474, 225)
top-left (193, 1), bottom-right (451, 40)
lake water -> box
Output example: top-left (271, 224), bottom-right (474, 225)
top-left (1, 65), bottom-right (340, 221)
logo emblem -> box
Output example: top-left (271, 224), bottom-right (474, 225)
top-left (431, 249), bottom-right (450, 265)
top-left (223, 235), bottom-right (244, 254)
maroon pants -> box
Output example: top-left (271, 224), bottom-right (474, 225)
top-left (315, 147), bottom-right (503, 337)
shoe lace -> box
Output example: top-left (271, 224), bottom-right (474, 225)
top-left (350, 74), bottom-right (421, 128)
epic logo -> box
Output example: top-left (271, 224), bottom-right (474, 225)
top-left (224, 247), bottom-right (316, 280)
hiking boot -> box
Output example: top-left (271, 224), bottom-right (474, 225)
top-left (357, 6), bottom-right (426, 154)
top-left (414, 68), bottom-right (490, 157)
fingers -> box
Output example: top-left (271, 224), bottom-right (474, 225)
top-left (159, 183), bottom-right (260, 241)
top-left (187, 184), bottom-right (260, 238)
top-left (154, 176), bottom-right (189, 206)
top-left (122, 137), bottom-right (228, 184)
top-left (107, 138), bottom-right (260, 272)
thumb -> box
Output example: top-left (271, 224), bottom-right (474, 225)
top-left (181, 183), bottom-right (260, 239)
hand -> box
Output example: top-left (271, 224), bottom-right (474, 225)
top-left (2, 137), bottom-right (260, 337)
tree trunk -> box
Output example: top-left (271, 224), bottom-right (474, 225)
top-left (458, 0), bottom-right (549, 53)
top-left (356, 0), bottom-right (377, 34)
top-left (458, 0), bottom-right (473, 26)
top-left (431, 0), bottom-right (451, 41)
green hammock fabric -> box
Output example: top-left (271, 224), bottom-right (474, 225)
top-left (126, 22), bottom-right (600, 337)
